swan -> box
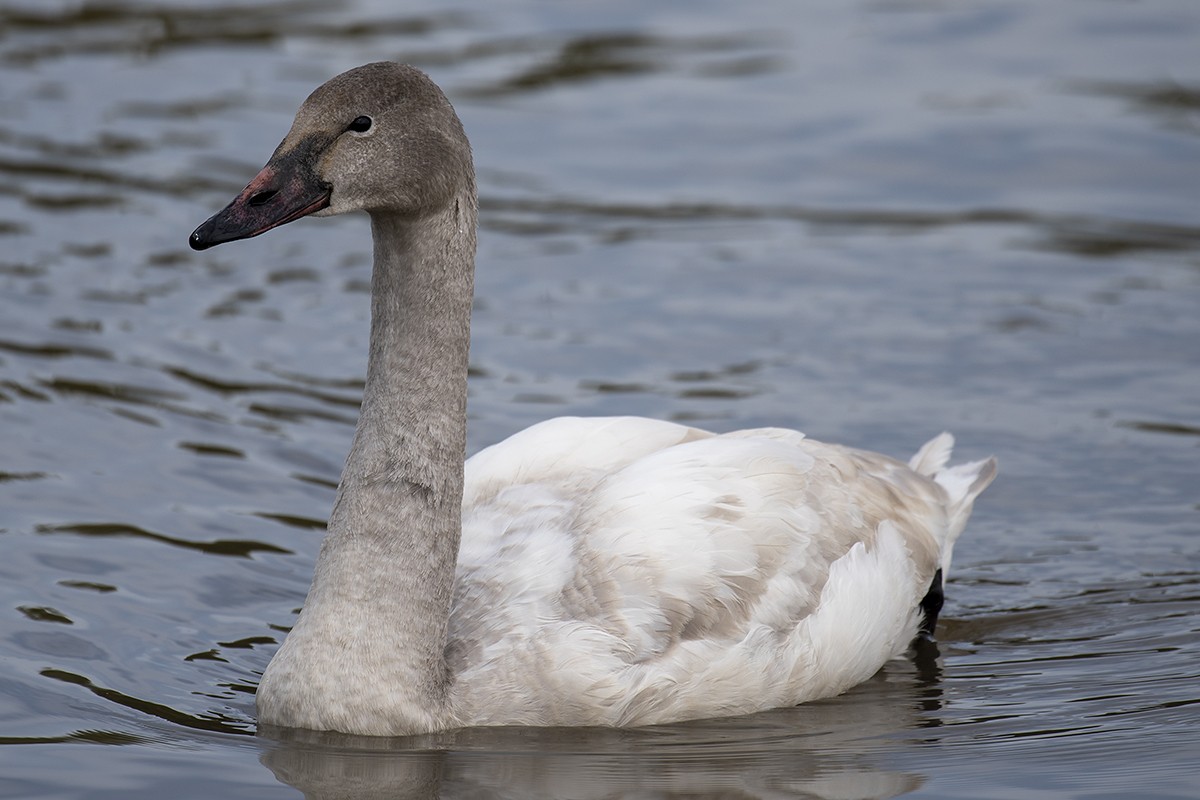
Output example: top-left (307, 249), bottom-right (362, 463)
top-left (189, 62), bottom-right (996, 737)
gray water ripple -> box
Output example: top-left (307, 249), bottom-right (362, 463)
top-left (0, 0), bottom-right (1198, 797)
top-left (35, 522), bottom-right (292, 559)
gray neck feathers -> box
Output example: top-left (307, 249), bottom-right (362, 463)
top-left (300, 191), bottom-right (476, 723)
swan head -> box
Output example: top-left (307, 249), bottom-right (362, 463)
top-left (190, 62), bottom-right (472, 251)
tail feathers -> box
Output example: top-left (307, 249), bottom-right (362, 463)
top-left (908, 432), bottom-right (955, 476)
top-left (911, 434), bottom-right (998, 577)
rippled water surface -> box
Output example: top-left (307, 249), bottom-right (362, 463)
top-left (1, 1), bottom-right (1198, 797)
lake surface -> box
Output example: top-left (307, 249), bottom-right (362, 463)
top-left (1, 0), bottom-right (1198, 797)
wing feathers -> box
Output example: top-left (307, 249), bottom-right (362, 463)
top-left (449, 417), bottom-right (994, 727)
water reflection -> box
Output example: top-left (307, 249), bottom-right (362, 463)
top-left (36, 521), bottom-right (291, 558)
top-left (260, 678), bottom-right (932, 799)
top-left (460, 31), bottom-right (783, 98)
top-left (481, 195), bottom-right (1200, 260)
top-left (1072, 79), bottom-right (1200, 134)
top-left (38, 668), bottom-right (254, 736)
top-left (0, 2), bottom-right (463, 64)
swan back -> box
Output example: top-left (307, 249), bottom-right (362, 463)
top-left (448, 417), bottom-right (996, 728)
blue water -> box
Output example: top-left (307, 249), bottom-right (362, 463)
top-left (1, 1), bottom-right (1197, 797)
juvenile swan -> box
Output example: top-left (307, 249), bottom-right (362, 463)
top-left (190, 63), bottom-right (996, 737)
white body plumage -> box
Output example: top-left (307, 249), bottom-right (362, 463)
top-left (449, 416), bottom-right (992, 728)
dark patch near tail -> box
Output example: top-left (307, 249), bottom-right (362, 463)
top-left (917, 569), bottom-right (944, 641)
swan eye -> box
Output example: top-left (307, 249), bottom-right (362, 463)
top-left (347, 115), bottom-right (373, 134)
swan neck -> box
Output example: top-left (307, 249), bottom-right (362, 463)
top-left (259, 195), bottom-right (476, 734)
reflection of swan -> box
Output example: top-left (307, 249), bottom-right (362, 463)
top-left (261, 675), bottom-right (928, 800)
top-left (262, 732), bottom-right (921, 800)
top-left (190, 62), bottom-right (995, 737)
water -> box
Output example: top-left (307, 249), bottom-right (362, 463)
top-left (1, 0), bottom-right (1197, 797)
